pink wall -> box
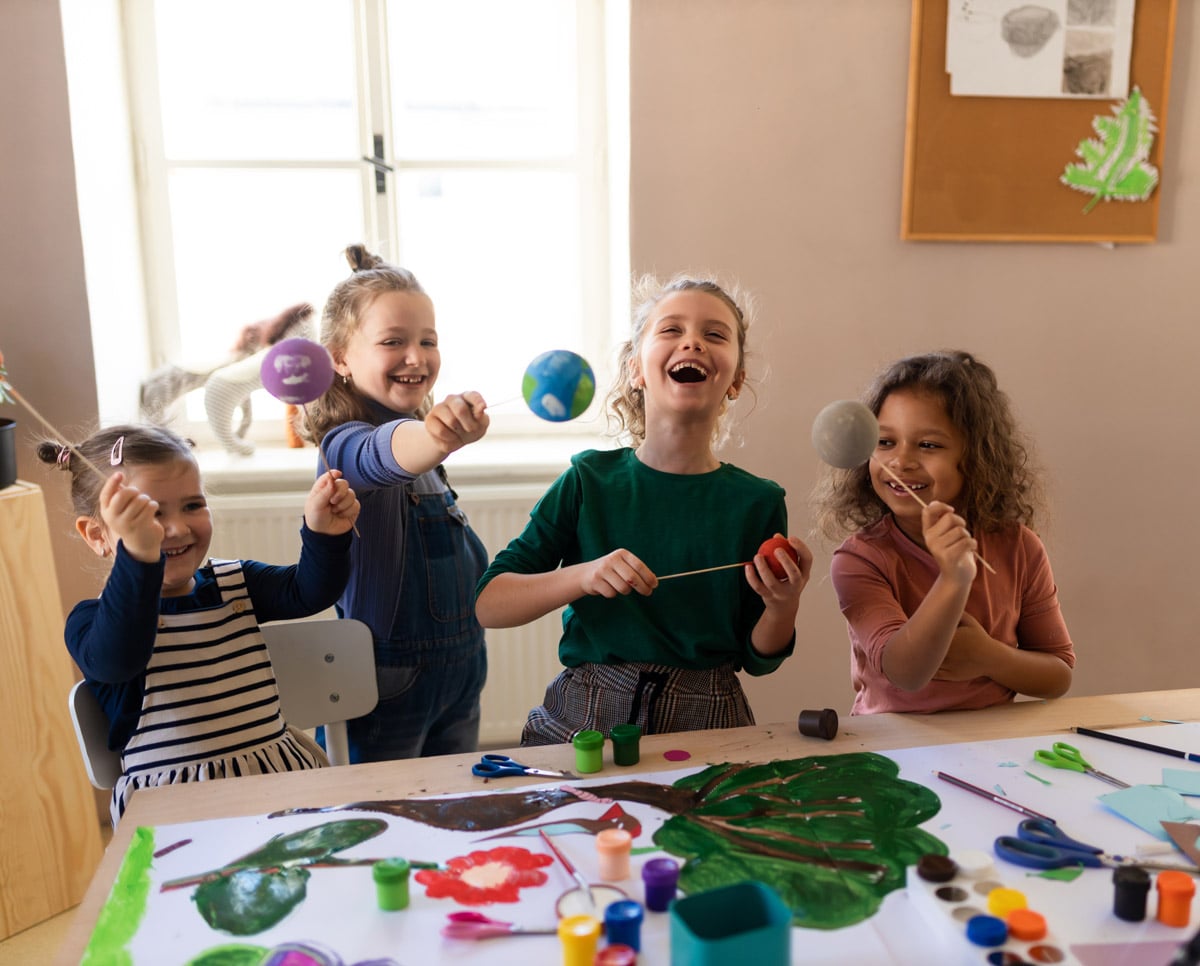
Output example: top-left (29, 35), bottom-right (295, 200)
top-left (631, 0), bottom-right (1200, 718)
top-left (0, 0), bottom-right (102, 615)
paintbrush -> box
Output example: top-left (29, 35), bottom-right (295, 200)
top-left (539, 828), bottom-right (596, 915)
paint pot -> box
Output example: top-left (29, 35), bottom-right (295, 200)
top-left (797, 707), bottom-right (838, 740)
top-left (595, 828), bottom-right (633, 881)
top-left (573, 729), bottom-right (604, 774)
top-left (1006, 907), bottom-right (1046, 942)
top-left (641, 857), bottom-right (680, 912)
top-left (603, 900), bottom-right (644, 952)
top-left (1113, 866), bottom-right (1151, 922)
top-left (556, 884), bottom-right (628, 921)
top-left (0, 418), bottom-right (15, 490)
top-left (372, 858), bottom-right (410, 911)
top-left (669, 880), bottom-right (791, 966)
top-left (965, 914), bottom-right (1008, 948)
top-left (593, 944), bottom-right (637, 965)
top-left (558, 913), bottom-right (601, 966)
top-left (609, 724), bottom-right (641, 765)
top-left (1157, 870), bottom-right (1196, 927)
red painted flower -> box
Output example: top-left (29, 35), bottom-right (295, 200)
top-left (415, 846), bottom-right (553, 905)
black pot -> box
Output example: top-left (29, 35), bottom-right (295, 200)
top-left (0, 417), bottom-right (16, 489)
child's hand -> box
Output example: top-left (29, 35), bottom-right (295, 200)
top-left (99, 471), bottom-right (163, 563)
top-left (304, 470), bottom-right (360, 536)
top-left (932, 613), bottom-right (998, 682)
top-left (579, 549), bottom-right (658, 599)
top-left (922, 501), bottom-right (977, 584)
top-left (425, 392), bottom-right (490, 455)
top-left (745, 534), bottom-right (813, 609)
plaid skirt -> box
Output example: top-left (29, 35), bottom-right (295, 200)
top-left (521, 661), bottom-right (754, 747)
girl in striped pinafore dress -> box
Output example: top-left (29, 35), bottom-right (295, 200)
top-left (43, 424), bottom-right (360, 826)
top-left (113, 560), bottom-right (325, 825)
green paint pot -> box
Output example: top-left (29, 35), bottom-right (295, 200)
top-left (573, 729), bottom-right (604, 774)
top-left (610, 724), bottom-right (642, 766)
top-left (373, 858), bottom-right (411, 911)
top-left (669, 880), bottom-right (791, 966)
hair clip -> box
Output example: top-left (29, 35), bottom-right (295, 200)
top-left (56, 445), bottom-right (71, 471)
top-left (110, 436), bottom-right (125, 467)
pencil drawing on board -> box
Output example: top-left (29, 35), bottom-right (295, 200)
top-left (946, 0), bottom-right (1135, 98)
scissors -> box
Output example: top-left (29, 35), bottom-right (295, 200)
top-left (471, 754), bottom-right (576, 779)
top-left (995, 818), bottom-right (1198, 873)
top-left (1032, 741), bottom-right (1129, 788)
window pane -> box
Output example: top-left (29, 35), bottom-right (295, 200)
top-left (169, 168), bottom-right (364, 363)
top-left (394, 170), bottom-right (582, 402)
top-left (387, 0), bottom-right (578, 160)
top-left (154, 0), bottom-right (357, 160)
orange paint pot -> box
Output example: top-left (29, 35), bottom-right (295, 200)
top-left (1156, 870), bottom-right (1196, 928)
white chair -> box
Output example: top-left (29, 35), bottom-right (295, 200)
top-left (68, 679), bottom-right (123, 790)
top-left (67, 616), bottom-right (379, 787)
top-left (260, 616), bottom-right (378, 766)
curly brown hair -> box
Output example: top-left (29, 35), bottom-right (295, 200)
top-left (813, 350), bottom-right (1042, 540)
top-left (299, 245), bottom-right (432, 443)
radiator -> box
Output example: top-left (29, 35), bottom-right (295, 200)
top-left (207, 483), bottom-right (563, 748)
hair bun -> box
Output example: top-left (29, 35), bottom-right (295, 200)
top-left (344, 244), bottom-right (384, 273)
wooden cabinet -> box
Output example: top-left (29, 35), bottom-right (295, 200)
top-left (0, 482), bottom-right (102, 939)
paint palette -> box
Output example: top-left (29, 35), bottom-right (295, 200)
top-left (905, 850), bottom-right (1079, 965)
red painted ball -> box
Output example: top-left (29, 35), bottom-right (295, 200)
top-left (758, 536), bottom-right (798, 579)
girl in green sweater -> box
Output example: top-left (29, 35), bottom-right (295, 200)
top-left (476, 275), bottom-right (812, 745)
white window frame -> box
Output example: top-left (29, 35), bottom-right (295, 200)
top-left (62, 0), bottom-right (629, 475)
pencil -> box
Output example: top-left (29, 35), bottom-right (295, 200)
top-left (1073, 726), bottom-right (1200, 763)
top-left (934, 771), bottom-right (1056, 824)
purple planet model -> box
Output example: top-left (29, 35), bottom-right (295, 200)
top-left (261, 337), bottom-right (335, 405)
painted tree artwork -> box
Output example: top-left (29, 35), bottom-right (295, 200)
top-left (83, 753), bottom-right (947, 964)
top-left (1061, 86), bottom-right (1159, 213)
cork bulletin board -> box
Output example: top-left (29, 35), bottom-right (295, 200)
top-left (900, 0), bottom-right (1178, 243)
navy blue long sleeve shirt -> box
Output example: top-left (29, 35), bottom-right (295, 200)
top-left (65, 524), bottom-right (352, 750)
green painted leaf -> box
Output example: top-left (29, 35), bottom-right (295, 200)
top-left (185, 943), bottom-right (269, 966)
top-left (656, 754), bottom-right (947, 930)
top-left (1061, 87), bottom-right (1159, 213)
top-left (193, 868), bottom-right (311, 935)
top-left (229, 818), bottom-right (387, 869)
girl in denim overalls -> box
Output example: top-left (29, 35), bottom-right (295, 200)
top-left (303, 245), bottom-right (490, 763)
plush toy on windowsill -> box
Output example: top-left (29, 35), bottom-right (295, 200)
top-left (139, 303), bottom-right (313, 455)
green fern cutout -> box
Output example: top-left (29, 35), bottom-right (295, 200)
top-left (1061, 87), bottom-right (1159, 214)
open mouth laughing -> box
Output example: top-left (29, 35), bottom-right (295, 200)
top-left (669, 361), bottom-right (709, 383)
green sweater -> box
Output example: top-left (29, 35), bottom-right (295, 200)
top-left (477, 448), bottom-right (794, 675)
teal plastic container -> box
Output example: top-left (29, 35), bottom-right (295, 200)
top-left (669, 880), bottom-right (791, 966)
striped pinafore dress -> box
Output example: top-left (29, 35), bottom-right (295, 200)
top-left (111, 559), bottom-right (324, 825)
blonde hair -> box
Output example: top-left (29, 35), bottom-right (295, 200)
top-left (606, 273), bottom-right (753, 447)
top-left (301, 245), bottom-right (432, 442)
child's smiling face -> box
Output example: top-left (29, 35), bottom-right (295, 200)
top-left (337, 290), bottom-right (440, 413)
top-left (633, 290), bottom-right (744, 421)
top-left (115, 459), bottom-right (212, 597)
top-left (872, 388), bottom-right (966, 536)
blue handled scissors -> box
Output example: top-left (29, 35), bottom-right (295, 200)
top-left (1032, 742), bottom-right (1129, 788)
top-left (994, 818), bottom-right (1196, 873)
top-left (471, 754), bottom-right (577, 779)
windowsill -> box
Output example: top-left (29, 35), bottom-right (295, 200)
top-left (198, 431), bottom-right (615, 495)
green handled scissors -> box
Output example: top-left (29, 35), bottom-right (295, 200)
top-left (1033, 742), bottom-right (1129, 788)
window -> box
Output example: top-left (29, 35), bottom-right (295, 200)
top-left (63, 0), bottom-right (628, 448)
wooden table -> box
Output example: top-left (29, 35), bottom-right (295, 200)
top-left (59, 688), bottom-right (1200, 963)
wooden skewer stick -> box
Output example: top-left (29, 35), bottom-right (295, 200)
top-left (872, 458), bottom-right (997, 576)
top-left (2, 381), bottom-right (108, 480)
top-left (658, 560), bottom-right (750, 581)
